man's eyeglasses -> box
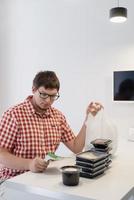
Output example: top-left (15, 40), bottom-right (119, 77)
top-left (38, 90), bottom-right (60, 101)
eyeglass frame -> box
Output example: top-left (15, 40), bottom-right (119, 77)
top-left (38, 89), bottom-right (60, 101)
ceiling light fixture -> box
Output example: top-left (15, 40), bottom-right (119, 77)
top-left (109, 0), bottom-right (127, 23)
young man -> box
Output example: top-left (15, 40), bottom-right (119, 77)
top-left (0, 71), bottom-right (102, 180)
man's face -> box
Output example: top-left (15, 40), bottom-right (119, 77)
top-left (32, 86), bottom-right (59, 110)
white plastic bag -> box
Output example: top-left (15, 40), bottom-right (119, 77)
top-left (85, 109), bottom-right (118, 155)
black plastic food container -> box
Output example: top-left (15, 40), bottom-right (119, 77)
top-left (60, 165), bottom-right (80, 186)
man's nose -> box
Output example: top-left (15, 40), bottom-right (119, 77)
top-left (44, 96), bottom-right (52, 103)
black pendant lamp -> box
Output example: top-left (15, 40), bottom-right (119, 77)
top-left (110, 0), bottom-right (127, 23)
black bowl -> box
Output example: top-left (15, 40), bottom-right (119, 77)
top-left (60, 165), bottom-right (80, 186)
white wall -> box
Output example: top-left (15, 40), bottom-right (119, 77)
top-left (0, 0), bottom-right (134, 155)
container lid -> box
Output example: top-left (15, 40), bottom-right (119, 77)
top-left (91, 139), bottom-right (112, 146)
top-left (76, 150), bottom-right (109, 163)
top-left (60, 165), bottom-right (80, 173)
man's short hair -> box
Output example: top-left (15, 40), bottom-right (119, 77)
top-left (33, 71), bottom-right (60, 91)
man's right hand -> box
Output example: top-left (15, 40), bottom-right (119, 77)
top-left (29, 157), bottom-right (49, 172)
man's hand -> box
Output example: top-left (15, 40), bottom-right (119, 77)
top-left (29, 157), bottom-right (49, 173)
top-left (86, 102), bottom-right (103, 117)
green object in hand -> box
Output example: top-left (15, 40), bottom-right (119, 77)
top-left (47, 152), bottom-right (62, 161)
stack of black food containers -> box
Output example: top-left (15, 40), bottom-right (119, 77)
top-left (76, 139), bottom-right (112, 178)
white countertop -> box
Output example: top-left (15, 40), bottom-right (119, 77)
top-left (6, 139), bottom-right (134, 200)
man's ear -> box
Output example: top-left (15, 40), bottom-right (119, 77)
top-left (32, 86), bottom-right (37, 94)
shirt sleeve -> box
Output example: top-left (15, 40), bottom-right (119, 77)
top-left (0, 111), bottom-right (18, 150)
top-left (61, 115), bottom-right (76, 143)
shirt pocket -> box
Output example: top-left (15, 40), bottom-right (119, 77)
top-left (44, 122), bottom-right (61, 147)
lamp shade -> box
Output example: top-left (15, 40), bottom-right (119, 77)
top-left (110, 7), bottom-right (127, 23)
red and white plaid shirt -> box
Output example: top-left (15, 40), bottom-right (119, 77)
top-left (0, 96), bottom-right (75, 179)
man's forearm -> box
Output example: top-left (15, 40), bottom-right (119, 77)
top-left (73, 123), bottom-right (87, 153)
top-left (0, 151), bottom-right (31, 171)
